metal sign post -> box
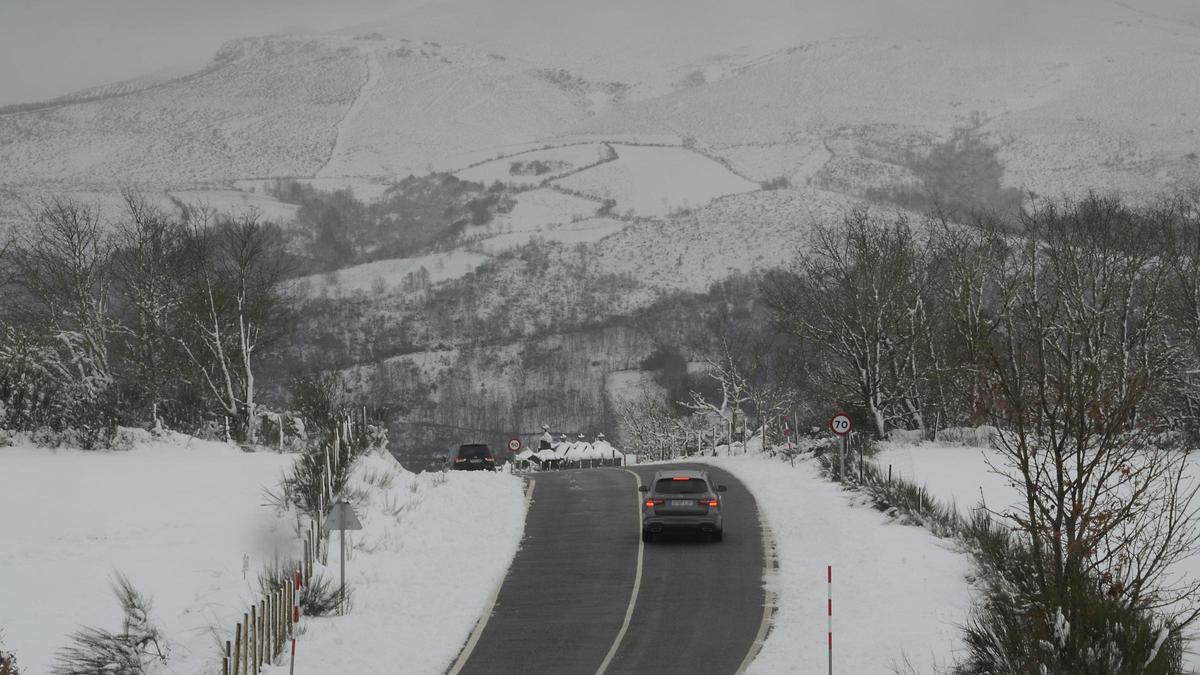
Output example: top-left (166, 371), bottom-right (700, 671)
top-left (325, 501), bottom-right (363, 615)
top-left (828, 413), bottom-right (853, 481)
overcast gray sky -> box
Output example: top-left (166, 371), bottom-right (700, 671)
top-left (0, 0), bottom-right (423, 106)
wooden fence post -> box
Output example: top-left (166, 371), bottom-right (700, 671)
top-left (276, 589), bottom-right (284, 652)
top-left (277, 588), bottom-right (283, 655)
top-left (269, 592), bottom-right (276, 660)
top-left (259, 599), bottom-right (267, 667)
top-left (242, 613), bottom-right (249, 675)
top-left (234, 622), bottom-right (243, 675)
top-left (249, 606), bottom-right (257, 674)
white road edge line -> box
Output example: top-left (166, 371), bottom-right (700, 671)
top-left (595, 469), bottom-right (646, 675)
top-left (736, 514), bottom-right (778, 674)
top-left (447, 477), bottom-right (537, 675)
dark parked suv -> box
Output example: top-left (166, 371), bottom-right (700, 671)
top-left (449, 443), bottom-right (497, 471)
top-left (639, 469), bottom-right (726, 542)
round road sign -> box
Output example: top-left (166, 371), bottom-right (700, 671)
top-left (829, 413), bottom-right (853, 436)
top-left (507, 438), bottom-right (521, 452)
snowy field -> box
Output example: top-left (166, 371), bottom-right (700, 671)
top-left (0, 433), bottom-right (295, 675)
top-left (691, 453), bottom-right (974, 673)
top-left (295, 251), bottom-right (489, 297)
top-left (552, 144), bottom-right (760, 218)
top-left (263, 452), bottom-right (528, 675)
top-left (488, 187), bottom-right (598, 231)
top-left (166, 189), bottom-right (300, 224)
top-left (875, 443), bottom-right (1015, 515)
top-left (875, 441), bottom-right (1200, 669)
top-left (0, 438), bottom-right (529, 675)
top-left (456, 143), bottom-right (613, 188)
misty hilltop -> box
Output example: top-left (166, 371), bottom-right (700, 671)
top-left (1, 0), bottom-right (1198, 208)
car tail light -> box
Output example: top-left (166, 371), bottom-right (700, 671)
top-left (644, 498), bottom-right (665, 508)
top-left (701, 498), bottom-right (719, 508)
top-left (485, 456), bottom-right (495, 462)
top-left (671, 476), bottom-right (690, 481)
top-left (454, 457), bottom-right (466, 463)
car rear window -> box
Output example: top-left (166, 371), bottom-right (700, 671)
top-left (654, 478), bottom-right (708, 494)
top-left (457, 444), bottom-right (491, 459)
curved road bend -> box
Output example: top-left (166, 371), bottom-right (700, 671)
top-left (451, 464), bottom-right (767, 675)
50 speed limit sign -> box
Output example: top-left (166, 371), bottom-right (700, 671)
top-left (828, 413), bottom-right (853, 436)
top-left (506, 438), bottom-right (521, 452)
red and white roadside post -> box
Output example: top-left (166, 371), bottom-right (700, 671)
top-left (827, 565), bottom-right (833, 675)
top-left (290, 569), bottom-right (302, 675)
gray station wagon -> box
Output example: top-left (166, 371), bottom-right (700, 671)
top-left (638, 469), bottom-right (727, 542)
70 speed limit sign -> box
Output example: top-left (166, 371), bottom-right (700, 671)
top-left (828, 413), bottom-right (853, 436)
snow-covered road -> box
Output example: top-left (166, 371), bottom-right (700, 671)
top-left (452, 464), bottom-right (766, 674)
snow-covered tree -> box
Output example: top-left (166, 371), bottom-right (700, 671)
top-left (176, 209), bottom-right (291, 443)
top-left (110, 190), bottom-right (191, 422)
top-left (978, 194), bottom-right (1200, 645)
top-left (763, 211), bottom-right (934, 437)
top-left (3, 198), bottom-right (116, 433)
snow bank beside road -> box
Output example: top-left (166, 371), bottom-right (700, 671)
top-left (877, 441), bottom-right (1200, 670)
top-left (268, 455), bottom-right (528, 675)
top-left (697, 454), bottom-right (974, 673)
top-left (0, 433), bottom-right (295, 675)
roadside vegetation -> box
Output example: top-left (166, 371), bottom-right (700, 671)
top-left (269, 175), bottom-right (514, 275)
top-left (0, 192), bottom-right (294, 447)
top-left (619, 189), bottom-right (1200, 672)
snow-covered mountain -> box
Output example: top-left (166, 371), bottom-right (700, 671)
top-left (3, 0), bottom-right (1198, 204)
top-left (5, 0), bottom-right (1200, 463)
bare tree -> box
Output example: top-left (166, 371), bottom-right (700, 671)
top-left (176, 209), bottom-right (291, 443)
top-left (682, 336), bottom-right (748, 422)
top-left (8, 198), bottom-right (115, 409)
top-left (110, 190), bottom-right (191, 421)
top-left (683, 334), bottom-right (797, 447)
top-left (979, 194), bottom-right (1200, 633)
top-left (763, 210), bottom-right (934, 437)
top-left (925, 214), bottom-right (1020, 427)
top-left (1160, 189), bottom-right (1200, 430)
top-left (614, 390), bottom-right (692, 461)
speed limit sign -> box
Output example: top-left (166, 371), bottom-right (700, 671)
top-left (829, 413), bottom-right (853, 436)
top-left (506, 438), bottom-right (521, 452)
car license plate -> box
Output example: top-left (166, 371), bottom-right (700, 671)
top-left (669, 499), bottom-right (694, 506)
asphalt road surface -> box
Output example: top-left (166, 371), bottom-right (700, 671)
top-left (450, 463), bottom-right (768, 675)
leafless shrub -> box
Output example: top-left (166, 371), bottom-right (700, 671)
top-left (52, 574), bottom-right (166, 674)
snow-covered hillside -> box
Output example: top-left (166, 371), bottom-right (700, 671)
top-left (3, 0), bottom-right (1198, 213)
